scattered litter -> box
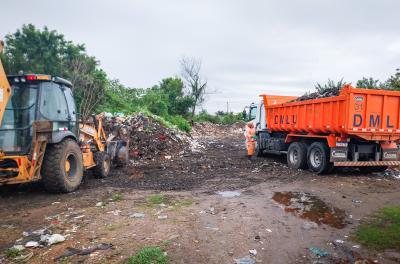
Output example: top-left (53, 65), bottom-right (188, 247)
top-left (204, 222), bottom-right (219, 231)
top-left (352, 245), bottom-right (361, 249)
top-left (208, 207), bottom-right (215, 214)
top-left (54, 243), bottom-right (113, 261)
top-left (12, 245), bottom-right (25, 251)
top-left (254, 235), bottom-right (261, 240)
top-left (352, 199), bottom-right (362, 204)
top-left (334, 239), bottom-right (345, 244)
top-left (130, 213), bottom-right (145, 218)
top-left (1, 224), bottom-right (15, 229)
top-left (73, 215), bottom-right (85, 219)
top-left (234, 256), bottom-right (255, 264)
top-left (158, 215), bottom-right (168, 220)
top-left (302, 221), bottom-right (318, 230)
top-left (14, 251), bottom-right (34, 262)
top-left (309, 247), bottom-right (329, 257)
top-left (52, 202), bottom-right (61, 205)
top-left (41, 234), bottom-right (65, 246)
top-left (265, 228), bottom-right (272, 233)
top-left (165, 155), bottom-right (172, 160)
top-left (249, 249), bottom-right (257, 256)
top-left (25, 241), bottom-right (40, 248)
top-left (217, 191), bottom-right (241, 198)
top-left (108, 210), bottom-right (122, 216)
top-left (95, 202), bottom-right (104, 207)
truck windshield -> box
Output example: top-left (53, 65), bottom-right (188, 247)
top-left (0, 83), bottom-right (38, 154)
top-left (249, 106), bottom-right (257, 120)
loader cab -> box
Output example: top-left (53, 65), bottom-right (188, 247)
top-left (0, 74), bottom-right (78, 155)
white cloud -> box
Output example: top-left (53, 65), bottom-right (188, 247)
top-left (1, 0), bottom-right (399, 113)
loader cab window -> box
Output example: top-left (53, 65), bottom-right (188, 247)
top-left (0, 83), bottom-right (38, 154)
top-left (63, 87), bottom-right (76, 122)
top-left (40, 82), bottom-right (69, 121)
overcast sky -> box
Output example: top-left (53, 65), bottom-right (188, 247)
top-left (2, 0), bottom-right (400, 112)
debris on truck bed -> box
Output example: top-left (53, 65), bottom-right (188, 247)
top-left (294, 80), bottom-right (347, 101)
top-left (294, 86), bottom-right (341, 101)
top-left (101, 113), bottom-right (190, 161)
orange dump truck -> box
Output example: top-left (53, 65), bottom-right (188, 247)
top-left (257, 85), bottom-right (400, 173)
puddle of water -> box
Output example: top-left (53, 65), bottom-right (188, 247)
top-left (272, 192), bottom-right (346, 229)
top-left (217, 191), bottom-right (241, 198)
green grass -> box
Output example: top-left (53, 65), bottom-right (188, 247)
top-left (146, 194), bottom-right (168, 205)
top-left (139, 195), bottom-right (193, 211)
top-left (173, 199), bottom-right (193, 207)
top-left (4, 248), bottom-right (22, 259)
top-left (125, 247), bottom-right (168, 264)
top-left (355, 206), bottom-right (400, 250)
top-left (111, 193), bottom-right (124, 202)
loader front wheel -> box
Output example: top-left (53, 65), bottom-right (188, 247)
top-left (93, 152), bottom-right (111, 178)
top-left (42, 139), bottom-right (84, 193)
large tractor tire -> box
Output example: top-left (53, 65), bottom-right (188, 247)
top-left (287, 142), bottom-right (308, 169)
top-left (93, 151), bottom-right (111, 178)
top-left (307, 142), bottom-right (333, 174)
top-left (42, 139), bottom-right (84, 193)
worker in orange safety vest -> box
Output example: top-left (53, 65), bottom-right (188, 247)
top-left (244, 122), bottom-right (257, 160)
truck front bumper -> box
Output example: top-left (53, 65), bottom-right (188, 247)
top-left (334, 161), bottom-right (400, 167)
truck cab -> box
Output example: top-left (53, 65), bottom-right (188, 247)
top-left (244, 102), bottom-right (266, 129)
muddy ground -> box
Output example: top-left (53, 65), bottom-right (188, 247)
top-left (0, 123), bottom-right (400, 264)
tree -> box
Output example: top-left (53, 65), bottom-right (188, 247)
top-left (314, 79), bottom-right (348, 95)
top-left (69, 58), bottom-right (107, 121)
top-left (180, 56), bottom-right (207, 121)
top-left (143, 77), bottom-right (193, 117)
top-left (385, 68), bottom-right (400, 90)
top-left (356, 77), bottom-right (380, 89)
top-left (1, 24), bottom-right (107, 115)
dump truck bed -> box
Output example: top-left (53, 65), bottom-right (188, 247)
top-left (262, 85), bottom-right (400, 141)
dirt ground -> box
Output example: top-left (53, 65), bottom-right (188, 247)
top-left (1, 123), bottom-right (400, 264)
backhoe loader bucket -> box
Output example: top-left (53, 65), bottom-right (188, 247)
top-left (107, 140), bottom-right (129, 166)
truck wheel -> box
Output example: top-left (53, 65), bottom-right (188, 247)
top-left (359, 166), bottom-right (388, 173)
top-left (287, 142), bottom-right (308, 169)
top-left (93, 152), bottom-right (111, 178)
top-left (307, 142), bottom-right (333, 174)
top-left (42, 139), bottom-right (84, 193)
top-left (255, 138), bottom-right (263, 157)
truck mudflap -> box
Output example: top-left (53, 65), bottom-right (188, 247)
top-left (334, 161), bottom-right (400, 167)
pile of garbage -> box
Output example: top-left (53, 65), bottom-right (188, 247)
top-left (101, 113), bottom-right (190, 160)
top-left (294, 81), bottom-right (348, 102)
top-left (295, 86), bottom-right (341, 101)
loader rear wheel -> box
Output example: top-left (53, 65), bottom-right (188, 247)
top-left (307, 142), bottom-right (333, 174)
top-left (93, 152), bottom-right (111, 178)
top-left (42, 139), bottom-right (83, 193)
top-left (287, 142), bottom-right (308, 169)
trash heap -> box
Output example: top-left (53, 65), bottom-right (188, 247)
top-left (295, 86), bottom-right (341, 101)
top-left (101, 113), bottom-right (190, 160)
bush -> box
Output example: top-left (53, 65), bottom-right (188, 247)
top-left (166, 115), bottom-right (191, 133)
top-left (126, 247), bottom-right (168, 264)
top-left (194, 110), bottom-right (243, 125)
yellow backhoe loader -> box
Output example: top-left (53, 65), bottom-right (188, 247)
top-left (0, 40), bottom-right (128, 192)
